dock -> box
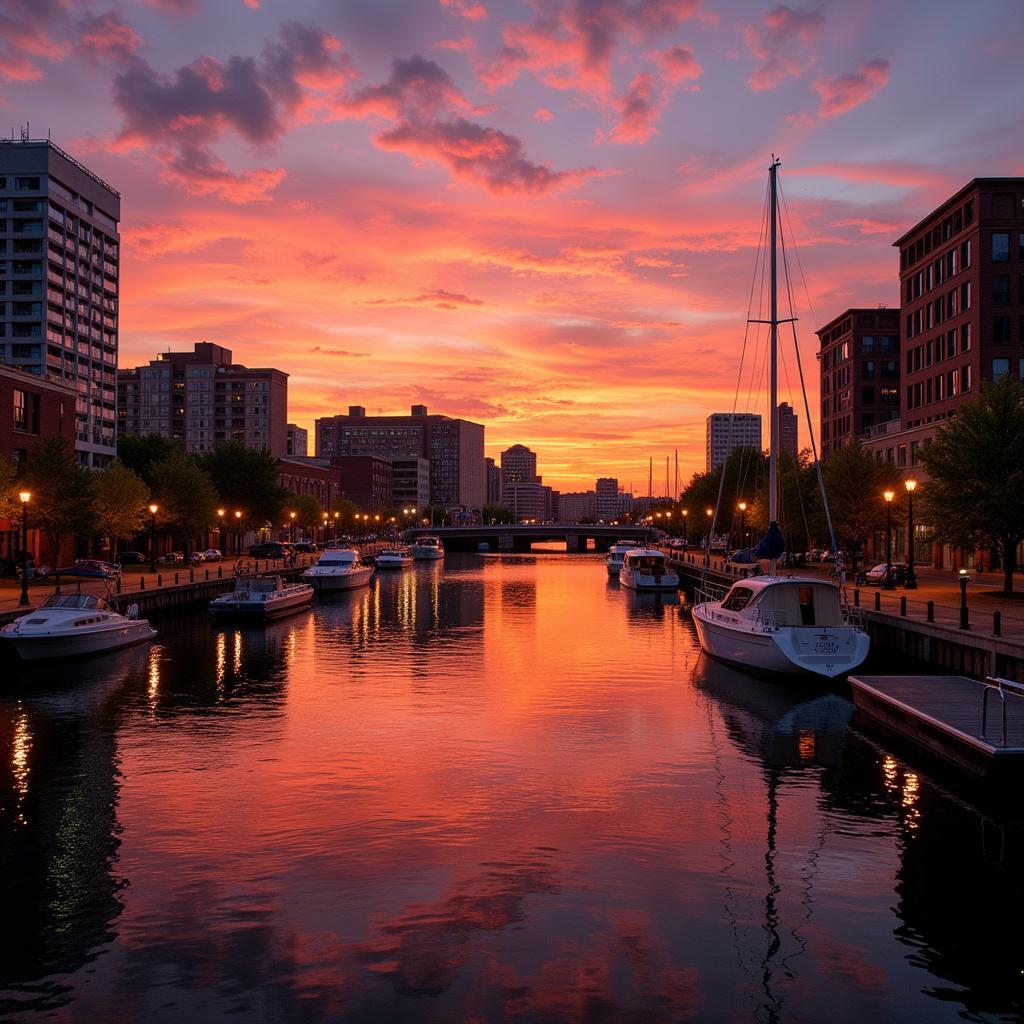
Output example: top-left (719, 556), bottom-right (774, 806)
top-left (848, 674), bottom-right (1024, 777)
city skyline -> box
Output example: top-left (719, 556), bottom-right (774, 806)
top-left (5, 0), bottom-right (1022, 489)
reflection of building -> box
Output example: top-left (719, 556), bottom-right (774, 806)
top-left (118, 342), bottom-right (289, 456)
top-left (0, 138), bottom-right (120, 466)
top-left (706, 413), bottom-right (761, 471)
top-left (286, 423), bottom-right (307, 456)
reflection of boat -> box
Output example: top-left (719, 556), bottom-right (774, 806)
top-left (302, 547), bottom-right (374, 590)
top-left (619, 548), bottom-right (679, 591)
top-left (605, 540), bottom-right (638, 576)
top-left (410, 536), bottom-right (445, 560)
top-left (2, 589), bottom-right (156, 662)
top-left (208, 575), bottom-right (313, 619)
top-left (374, 548), bottom-right (413, 570)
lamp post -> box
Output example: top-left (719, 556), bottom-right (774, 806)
top-left (18, 490), bottom-right (31, 606)
top-left (904, 478), bottom-right (917, 589)
top-left (705, 507), bottom-right (713, 567)
top-left (883, 490), bottom-right (895, 589)
top-left (738, 501), bottom-right (747, 546)
top-left (234, 509), bottom-right (242, 556)
top-left (333, 511), bottom-right (339, 544)
top-left (148, 503), bottom-right (159, 574)
top-left (682, 509), bottom-right (688, 548)
top-left (322, 512), bottom-right (328, 545)
top-left (289, 510), bottom-right (296, 544)
top-left (217, 508), bottom-right (225, 551)
top-left (958, 568), bottom-right (970, 629)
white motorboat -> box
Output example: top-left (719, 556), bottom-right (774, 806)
top-left (374, 548), bottom-right (413, 570)
top-left (692, 577), bottom-right (870, 679)
top-left (2, 591), bottom-right (156, 661)
top-left (410, 536), bottom-right (445, 560)
top-left (692, 158), bottom-right (869, 681)
top-left (605, 540), bottom-right (639, 576)
top-left (302, 548), bottom-right (374, 591)
top-left (209, 575), bottom-right (313, 618)
top-left (619, 548), bottom-right (680, 591)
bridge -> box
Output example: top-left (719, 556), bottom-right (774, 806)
top-left (400, 524), bottom-right (655, 553)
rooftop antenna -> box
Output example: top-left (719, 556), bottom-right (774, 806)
top-left (19, 122), bottom-right (29, 142)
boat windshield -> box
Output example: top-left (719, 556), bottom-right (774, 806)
top-left (40, 593), bottom-right (106, 611)
top-left (319, 551), bottom-right (357, 564)
top-left (625, 555), bottom-right (665, 571)
top-left (721, 586), bottom-right (755, 611)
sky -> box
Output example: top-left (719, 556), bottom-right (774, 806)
top-left (4, 0), bottom-right (1022, 492)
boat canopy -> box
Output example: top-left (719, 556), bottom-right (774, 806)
top-left (318, 550), bottom-right (358, 564)
top-left (623, 549), bottom-right (667, 570)
top-left (725, 579), bottom-right (844, 627)
top-left (39, 593), bottom-right (109, 610)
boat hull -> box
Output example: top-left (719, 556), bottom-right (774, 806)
top-left (4, 621), bottom-right (157, 661)
top-left (209, 588), bottom-right (313, 618)
top-left (619, 569), bottom-right (679, 591)
top-left (692, 603), bottom-right (869, 680)
top-left (374, 559), bottom-right (411, 570)
top-left (303, 566), bottom-right (373, 591)
top-left (411, 549), bottom-right (444, 560)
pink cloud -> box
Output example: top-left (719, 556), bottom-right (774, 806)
top-left (533, 107), bottom-right (554, 121)
top-left (440, 0), bottom-right (487, 20)
top-left (658, 44), bottom-right (702, 83)
top-left (77, 11), bottom-right (142, 63)
top-left (0, 0), bottom-right (70, 82)
top-left (435, 36), bottom-right (475, 52)
top-left (605, 73), bottom-right (665, 144)
top-left (744, 4), bottom-right (824, 92)
top-left (812, 58), bottom-right (890, 117)
top-left (341, 54), bottom-right (470, 120)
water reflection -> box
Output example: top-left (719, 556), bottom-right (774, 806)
top-left (0, 555), bottom-right (1020, 1021)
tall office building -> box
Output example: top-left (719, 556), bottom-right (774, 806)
top-left (0, 138), bottom-right (120, 465)
top-left (117, 342), bottom-right (288, 455)
top-left (595, 477), bottom-right (619, 520)
top-left (315, 404), bottom-right (485, 509)
top-left (485, 456), bottom-right (502, 505)
top-left (778, 402), bottom-right (799, 458)
top-left (706, 413), bottom-right (762, 471)
top-left (500, 444), bottom-right (539, 488)
top-left (286, 423), bottom-right (307, 456)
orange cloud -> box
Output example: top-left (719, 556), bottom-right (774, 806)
top-left (813, 58), bottom-right (890, 117)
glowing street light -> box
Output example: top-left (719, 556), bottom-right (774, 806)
top-left (904, 478), bottom-right (918, 589)
top-left (147, 502), bottom-right (159, 573)
top-left (18, 491), bottom-right (31, 606)
top-left (883, 489), bottom-right (896, 589)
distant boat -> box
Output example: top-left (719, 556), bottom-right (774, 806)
top-left (605, 540), bottom-right (639, 577)
top-left (302, 548), bottom-right (374, 590)
top-left (374, 548), bottom-right (413, 570)
top-left (410, 536), bottom-right (445, 560)
top-left (209, 575), bottom-right (313, 619)
top-left (619, 548), bottom-right (679, 592)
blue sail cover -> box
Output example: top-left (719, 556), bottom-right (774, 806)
top-left (729, 521), bottom-right (785, 564)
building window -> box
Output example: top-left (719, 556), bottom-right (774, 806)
top-left (993, 358), bottom-right (1010, 380)
top-left (14, 176), bottom-right (40, 190)
top-left (880, 387), bottom-right (898, 406)
top-left (862, 336), bottom-right (874, 352)
top-left (961, 364), bottom-right (972, 392)
top-left (993, 316), bottom-right (1011, 344)
top-left (994, 275), bottom-right (1010, 305)
top-left (13, 389), bottom-right (38, 432)
top-left (961, 322), bottom-right (971, 351)
top-left (992, 233), bottom-right (1010, 262)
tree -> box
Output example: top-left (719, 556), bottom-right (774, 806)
top-left (821, 441), bottom-right (902, 572)
top-left (287, 493), bottom-right (323, 532)
top-left (921, 377), bottom-right (1024, 594)
top-left (93, 462), bottom-right (150, 557)
top-left (117, 433), bottom-right (179, 489)
top-left (483, 504), bottom-right (513, 524)
top-left (0, 458), bottom-right (17, 524)
top-left (21, 436), bottom-right (96, 565)
top-left (151, 452), bottom-right (218, 557)
top-left (200, 442), bottom-right (289, 526)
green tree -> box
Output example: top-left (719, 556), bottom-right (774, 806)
top-left (21, 436), bottom-right (96, 565)
top-left (821, 440), bottom-right (902, 572)
top-left (287, 493), bottom-right (323, 532)
top-left (0, 458), bottom-right (17, 524)
top-left (94, 462), bottom-right (150, 557)
top-left (200, 442), bottom-right (288, 525)
top-left (483, 504), bottom-right (513, 524)
top-left (151, 452), bottom-right (218, 557)
top-left (117, 433), bottom-right (179, 489)
top-left (921, 377), bottom-right (1024, 594)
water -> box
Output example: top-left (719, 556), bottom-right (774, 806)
top-left (1, 554), bottom-right (1021, 1023)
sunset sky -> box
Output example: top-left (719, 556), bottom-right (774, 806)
top-left (5, 0), bottom-right (1021, 491)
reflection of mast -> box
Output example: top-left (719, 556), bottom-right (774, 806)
top-left (759, 765), bottom-right (783, 1024)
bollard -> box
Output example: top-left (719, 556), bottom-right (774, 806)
top-left (116, 577), bottom-right (122, 595)
top-left (205, 569), bottom-right (209, 581)
top-left (900, 596), bottom-right (907, 617)
top-left (174, 572), bottom-right (179, 585)
top-left (994, 611), bottom-right (1001, 637)
top-left (218, 566), bottom-right (223, 578)
top-left (874, 591), bottom-right (881, 611)
top-left (190, 569), bottom-right (194, 583)
top-left (140, 575), bottom-right (145, 591)
top-left (853, 588), bottom-right (860, 607)
top-left (927, 600), bottom-right (934, 622)
top-left (157, 574), bottom-right (162, 587)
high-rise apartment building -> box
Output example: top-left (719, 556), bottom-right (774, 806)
top-left (117, 342), bottom-right (288, 455)
top-left (0, 139), bottom-right (120, 465)
top-left (315, 404), bottom-right (485, 509)
top-left (816, 308), bottom-right (900, 459)
top-left (595, 477), bottom-right (619, 520)
top-left (706, 413), bottom-right (762, 471)
top-left (286, 423), bottom-right (307, 456)
top-left (500, 444), bottom-right (539, 488)
top-left (778, 402), bottom-right (799, 459)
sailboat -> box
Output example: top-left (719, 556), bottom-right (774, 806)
top-left (691, 159), bottom-right (869, 680)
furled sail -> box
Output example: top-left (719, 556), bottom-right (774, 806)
top-left (729, 521), bottom-right (785, 564)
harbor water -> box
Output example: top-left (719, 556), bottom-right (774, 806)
top-left (1, 554), bottom-right (1021, 1022)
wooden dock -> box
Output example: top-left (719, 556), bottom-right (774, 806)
top-left (848, 674), bottom-right (1024, 777)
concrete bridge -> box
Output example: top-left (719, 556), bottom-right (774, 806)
top-left (401, 524), bottom-right (655, 553)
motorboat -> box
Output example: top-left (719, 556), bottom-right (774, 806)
top-left (692, 577), bottom-right (870, 679)
top-left (374, 548), bottom-right (413, 570)
top-left (605, 540), bottom-right (639, 576)
top-left (2, 591), bottom-right (156, 661)
top-left (410, 536), bottom-right (445, 560)
top-left (301, 548), bottom-right (374, 591)
top-left (209, 575), bottom-right (313, 618)
top-left (619, 548), bottom-right (680, 591)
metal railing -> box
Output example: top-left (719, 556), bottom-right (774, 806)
top-left (981, 676), bottom-right (1024, 748)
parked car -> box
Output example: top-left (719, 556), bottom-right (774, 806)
top-left (158, 552), bottom-right (184, 564)
top-left (856, 562), bottom-right (908, 587)
top-left (294, 541), bottom-right (318, 553)
top-left (249, 543), bottom-right (290, 559)
top-left (202, 548), bottom-right (223, 563)
top-left (189, 551), bottom-right (205, 565)
top-left (118, 551), bottom-right (146, 564)
top-left (73, 558), bottom-right (121, 578)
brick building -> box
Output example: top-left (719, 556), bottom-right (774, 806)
top-left (286, 423), bottom-right (307, 456)
top-left (275, 457), bottom-right (341, 511)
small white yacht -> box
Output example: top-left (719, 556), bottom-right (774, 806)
top-left (374, 548), bottom-right (413, 570)
top-left (209, 575), bottom-right (313, 618)
top-left (2, 592), bottom-right (156, 661)
top-left (692, 577), bottom-right (870, 680)
top-left (605, 540), bottom-right (639, 577)
top-left (410, 536), bottom-right (445, 560)
top-left (302, 548), bottom-right (374, 591)
top-left (619, 548), bottom-right (680, 591)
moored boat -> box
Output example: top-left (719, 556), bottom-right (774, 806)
top-left (410, 536), bottom-right (445, 560)
top-left (302, 548), bottom-right (374, 591)
top-left (605, 540), bottom-right (639, 576)
top-left (374, 548), bottom-right (413, 570)
top-left (618, 548), bottom-right (680, 591)
top-left (209, 575), bottom-right (313, 618)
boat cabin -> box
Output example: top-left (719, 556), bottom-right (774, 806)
top-left (317, 549), bottom-right (359, 566)
top-left (623, 550), bottom-right (668, 572)
top-left (719, 578), bottom-right (845, 628)
top-left (38, 593), bottom-right (113, 612)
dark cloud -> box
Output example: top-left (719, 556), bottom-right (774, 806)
top-left (0, 0), bottom-right (69, 82)
top-left (342, 54), bottom-right (468, 120)
top-left (76, 11), bottom-right (142, 64)
top-left (744, 4), bottom-right (825, 92)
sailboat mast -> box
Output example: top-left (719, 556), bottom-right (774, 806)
top-left (768, 157), bottom-right (779, 575)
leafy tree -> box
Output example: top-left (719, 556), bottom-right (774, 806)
top-left (117, 433), bottom-right (179, 489)
top-left (821, 440), bottom-right (902, 572)
top-left (200, 442), bottom-right (289, 525)
top-left (483, 504), bottom-right (514, 524)
top-left (287, 493), bottom-right (323, 532)
top-left (151, 452), bottom-right (218, 557)
top-left (93, 462), bottom-right (150, 557)
top-left (921, 377), bottom-right (1024, 594)
top-left (422, 504), bottom-right (450, 526)
top-left (21, 436), bottom-right (96, 565)
top-left (0, 458), bottom-right (17, 524)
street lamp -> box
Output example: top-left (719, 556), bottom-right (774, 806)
top-left (705, 507), bottom-right (713, 567)
top-left (322, 512), bottom-right (328, 544)
top-left (18, 491), bottom-right (31, 606)
top-left (217, 508), bottom-right (225, 550)
top-left (333, 510), bottom-right (339, 544)
top-left (682, 509), bottom-right (688, 547)
top-left (289, 510), bottom-right (297, 544)
top-left (234, 509), bottom-right (242, 556)
top-left (883, 490), bottom-right (895, 589)
top-left (738, 501), bottom-right (747, 546)
top-left (148, 502), bottom-right (159, 574)
top-left (904, 478), bottom-right (917, 589)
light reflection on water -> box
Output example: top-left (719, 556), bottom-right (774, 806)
top-left (0, 554), bottom-right (1021, 1023)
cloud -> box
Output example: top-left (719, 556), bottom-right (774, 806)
top-left (307, 346), bottom-right (371, 357)
top-left (76, 11), bottom-right (143, 64)
top-left (0, 0), bottom-right (70, 82)
top-left (812, 58), bottom-right (890, 117)
top-left (368, 288), bottom-right (486, 309)
top-left (658, 44), bottom-right (702, 83)
top-left (342, 54), bottom-right (469, 120)
top-left (605, 72), bottom-right (665, 144)
top-left (533, 106), bottom-right (554, 121)
top-left (136, 0), bottom-right (197, 13)
top-left (744, 4), bottom-right (824, 92)
top-left (440, 0), bottom-right (487, 20)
